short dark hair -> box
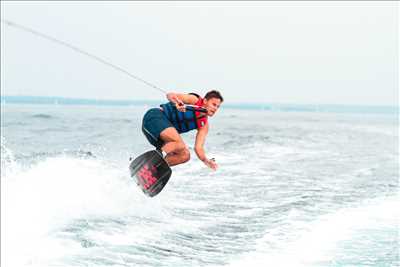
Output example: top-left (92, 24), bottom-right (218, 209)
top-left (204, 90), bottom-right (224, 102)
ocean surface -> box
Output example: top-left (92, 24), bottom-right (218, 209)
top-left (1, 102), bottom-right (399, 267)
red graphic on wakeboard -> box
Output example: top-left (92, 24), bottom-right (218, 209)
top-left (137, 164), bottom-right (158, 189)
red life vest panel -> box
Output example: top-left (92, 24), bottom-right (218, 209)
top-left (193, 96), bottom-right (208, 129)
top-left (160, 93), bottom-right (208, 133)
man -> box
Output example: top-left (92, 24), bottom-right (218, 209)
top-left (142, 90), bottom-right (223, 170)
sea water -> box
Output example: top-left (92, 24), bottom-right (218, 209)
top-left (1, 103), bottom-right (398, 267)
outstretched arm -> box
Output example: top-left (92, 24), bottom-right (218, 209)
top-left (166, 92), bottom-right (197, 105)
top-left (166, 92), bottom-right (198, 112)
top-left (194, 123), bottom-right (218, 170)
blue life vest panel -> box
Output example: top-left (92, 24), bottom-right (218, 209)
top-left (160, 95), bottom-right (207, 134)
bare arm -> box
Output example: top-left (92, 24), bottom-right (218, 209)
top-left (165, 92), bottom-right (198, 112)
top-left (194, 123), bottom-right (218, 170)
top-left (166, 92), bottom-right (198, 105)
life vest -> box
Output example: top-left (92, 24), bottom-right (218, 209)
top-left (160, 93), bottom-right (208, 134)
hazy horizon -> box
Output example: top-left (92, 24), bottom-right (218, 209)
top-left (1, 1), bottom-right (398, 106)
top-left (2, 95), bottom-right (399, 113)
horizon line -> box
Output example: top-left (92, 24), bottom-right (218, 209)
top-left (1, 94), bottom-right (398, 108)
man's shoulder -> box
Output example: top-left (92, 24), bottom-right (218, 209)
top-left (188, 92), bottom-right (200, 98)
top-left (184, 93), bottom-right (199, 104)
top-left (197, 120), bottom-right (209, 131)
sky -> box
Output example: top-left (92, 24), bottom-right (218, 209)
top-left (1, 1), bottom-right (398, 106)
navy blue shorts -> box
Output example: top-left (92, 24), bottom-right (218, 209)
top-left (142, 108), bottom-right (173, 149)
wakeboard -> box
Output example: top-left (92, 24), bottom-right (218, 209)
top-left (129, 150), bottom-right (172, 197)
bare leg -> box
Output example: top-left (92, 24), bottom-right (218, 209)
top-left (159, 127), bottom-right (190, 166)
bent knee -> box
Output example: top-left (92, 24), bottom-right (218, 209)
top-left (180, 148), bottom-right (190, 163)
top-left (176, 142), bottom-right (187, 152)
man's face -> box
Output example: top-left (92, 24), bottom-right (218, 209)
top-left (203, 97), bottom-right (222, 117)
